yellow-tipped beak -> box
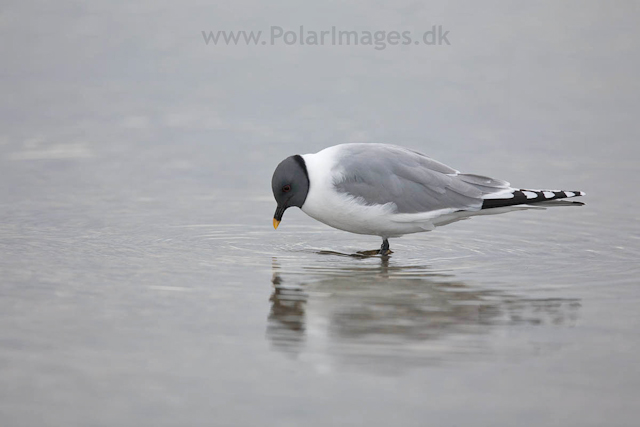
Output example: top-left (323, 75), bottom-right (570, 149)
top-left (273, 218), bottom-right (280, 230)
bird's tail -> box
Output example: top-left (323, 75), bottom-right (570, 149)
top-left (481, 189), bottom-right (585, 210)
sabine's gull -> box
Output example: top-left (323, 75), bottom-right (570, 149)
top-left (271, 143), bottom-right (584, 255)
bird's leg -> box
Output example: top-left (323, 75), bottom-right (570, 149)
top-left (379, 238), bottom-right (390, 256)
top-left (355, 239), bottom-right (393, 257)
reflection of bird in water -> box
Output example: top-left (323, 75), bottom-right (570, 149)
top-left (266, 272), bottom-right (308, 356)
top-left (267, 256), bottom-right (580, 370)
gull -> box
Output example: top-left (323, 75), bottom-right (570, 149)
top-left (271, 143), bottom-right (584, 255)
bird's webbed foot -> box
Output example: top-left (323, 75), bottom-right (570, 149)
top-left (354, 239), bottom-right (392, 257)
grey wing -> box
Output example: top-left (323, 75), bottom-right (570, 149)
top-left (333, 144), bottom-right (510, 214)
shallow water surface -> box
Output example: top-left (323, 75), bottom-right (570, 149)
top-left (1, 1), bottom-right (640, 426)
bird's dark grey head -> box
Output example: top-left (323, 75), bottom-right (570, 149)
top-left (271, 155), bottom-right (309, 228)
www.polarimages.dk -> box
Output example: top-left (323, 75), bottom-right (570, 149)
top-left (202, 26), bottom-right (451, 50)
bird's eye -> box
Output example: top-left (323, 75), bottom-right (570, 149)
top-left (282, 184), bottom-right (291, 193)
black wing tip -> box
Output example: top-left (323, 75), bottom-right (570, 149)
top-left (482, 189), bottom-right (585, 210)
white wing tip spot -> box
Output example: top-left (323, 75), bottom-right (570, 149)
top-left (482, 190), bottom-right (515, 200)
